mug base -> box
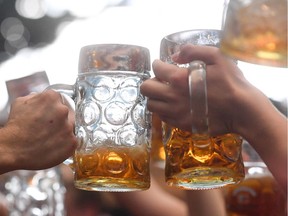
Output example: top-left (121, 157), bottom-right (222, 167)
top-left (74, 177), bottom-right (150, 192)
top-left (166, 167), bottom-right (244, 190)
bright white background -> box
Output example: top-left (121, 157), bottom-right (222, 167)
top-left (0, 0), bottom-right (287, 110)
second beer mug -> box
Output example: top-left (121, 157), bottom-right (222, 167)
top-left (160, 29), bottom-right (245, 190)
top-left (221, 0), bottom-right (287, 67)
top-left (48, 44), bottom-right (152, 192)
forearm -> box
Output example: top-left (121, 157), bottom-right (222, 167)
top-left (236, 87), bottom-right (287, 192)
top-left (185, 189), bottom-right (227, 216)
top-left (244, 108), bottom-right (287, 192)
top-left (113, 177), bottom-right (188, 216)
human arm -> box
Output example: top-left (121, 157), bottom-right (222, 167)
top-left (140, 44), bottom-right (287, 192)
top-left (185, 189), bottom-right (227, 216)
top-left (0, 90), bottom-right (77, 174)
top-left (113, 169), bottom-right (226, 216)
top-left (112, 175), bottom-right (188, 216)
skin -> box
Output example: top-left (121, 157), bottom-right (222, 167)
top-left (0, 90), bottom-right (77, 174)
top-left (0, 194), bottom-right (8, 216)
top-left (112, 175), bottom-right (189, 216)
top-left (185, 189), bottom-right (227, 216)
top-left (140, 44), bottom-right (287, 194)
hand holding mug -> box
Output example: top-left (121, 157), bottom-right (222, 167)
top-left (142, 30), bottom-right (245, 190)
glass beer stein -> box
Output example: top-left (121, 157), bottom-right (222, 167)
top-left (221, 0), bottom-right (287, 67)
top-left (0, 71), bottom-right (49, 126)
top-left (47, 44), bottom-right (152, 192)
top-left (223, 141), bottom-right (287, 215)
top-left (160, 29), bottom-right (245, 190)
top-left (0, 168), bottom-right (66, 216)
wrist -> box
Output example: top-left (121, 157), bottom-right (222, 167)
top-left (0, 125), bottom-right (21, 173)
top-left (231, 85), bottom-right (271, 140)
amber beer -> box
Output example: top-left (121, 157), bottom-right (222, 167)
top-left (74, 145), bottom-right (150, 192)
top-left (221, 0), bottom-right (287, 67)
top-left (164, 124), bottom-right (245, 190)
top-left (224, 164), bottom-right (287, 216)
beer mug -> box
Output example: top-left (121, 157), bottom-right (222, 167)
top-left (160, 29), bottom-right (245, 190)
top-left (223, 141), bottom-right (287, 215)
top-left (47, 44), bottom-right (152, 192)
top-left (221, 0), bottom-right (287, 67)
top-left (0, 168), bottom-right (66, 215)
top-left (0, 71), bottom-right (49, 125)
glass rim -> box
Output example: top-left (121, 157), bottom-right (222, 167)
top-left (162, 29), bottom-right (222, 44)
top-left (78, 43), bottom-right (151, 74)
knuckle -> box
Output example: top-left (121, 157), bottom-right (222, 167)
top-left (43, 90), bottom-right (60, 102)
top-left (57, 106), bottom-right (70, 118)
top-left (169, 68), bottom-right (187, 85)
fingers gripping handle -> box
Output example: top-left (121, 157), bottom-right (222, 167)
top-left (45, 84), bottom-right (76, 168)
top-left (188, 61), bottom-right (209, 139)
top-left (45, 84), bottom-right (76, 100)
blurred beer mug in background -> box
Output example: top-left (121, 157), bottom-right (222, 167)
top-left (47, 44), bottom-right (152, 192)
top-left (221, 0), bottom-right (287, 67)
top-left (0, 169), bottom-right (66, 216)
top-left (0, 71), bottom-right (49, 126)
top-left (223, 141), bottom-right (287, 215)
top-left (160, 29), bottom-right (245, 190)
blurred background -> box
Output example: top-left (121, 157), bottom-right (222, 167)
top-left (0, 0), bottom-right (287, 110)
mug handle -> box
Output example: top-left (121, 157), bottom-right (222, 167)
top-left (188, 61), bottom-right (211, 146)
top-left (45, 84), bottom-right (75, 101)
top-left (45, 84), bottom-right (76, 167)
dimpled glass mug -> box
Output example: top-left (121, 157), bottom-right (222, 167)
top-left (47, 44), bottom-right (152, 192)
top-left (221, 0), bottom-right (287, 68)
top-left (160, 29), bottom-right (245, 190)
